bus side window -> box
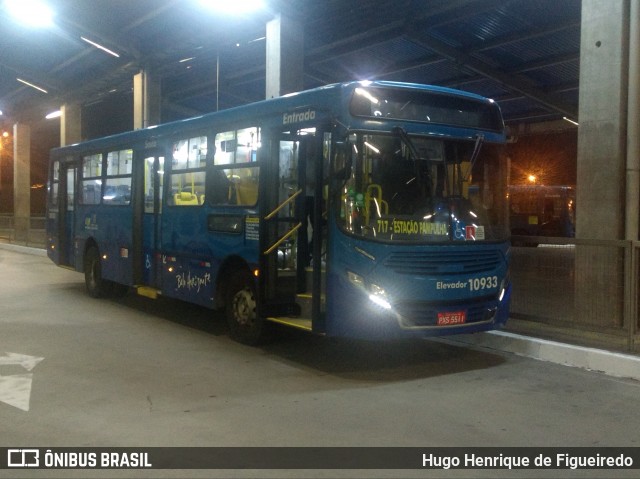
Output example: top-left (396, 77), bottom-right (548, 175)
top-left (81, 153), bottom-right (102, 205)
top-left (171, 136), bottom-right (208, 206)
top-left (207, 169), bottom-right (232, 204)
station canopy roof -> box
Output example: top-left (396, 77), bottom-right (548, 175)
top-left (0, 0), bottom-right (580, 129)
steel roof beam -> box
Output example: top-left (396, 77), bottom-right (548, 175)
top-left (405, 26), bottom-right (578, 118)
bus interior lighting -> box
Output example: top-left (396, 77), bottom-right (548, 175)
top-left (364, 141), bottom-right (380, 154)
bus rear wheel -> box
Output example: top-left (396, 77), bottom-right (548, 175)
top-left (84, 246), bottom-right (113, 298)
top-left (225, 272), bottom-right (265, 345)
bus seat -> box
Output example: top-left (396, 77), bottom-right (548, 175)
top-left (174, 191), bottom-right (199, 205)
top-left (235, 178), bottom-right (258, 205)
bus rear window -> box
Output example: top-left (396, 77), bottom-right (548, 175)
top-left (350, 87), bottom-right (503, 132)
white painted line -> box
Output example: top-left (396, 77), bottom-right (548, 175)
top-left (0, 352), bottom-right (44, 412)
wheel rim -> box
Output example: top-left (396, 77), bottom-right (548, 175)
top-left (87, 256), bottom-right (99, 290)
top-left (231, 287), bottom-right (256, 326)
top-left (90, 261), bottom-right (98, 288)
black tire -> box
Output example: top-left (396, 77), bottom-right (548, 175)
top-left (225, 271), bottom-right (265, 345)
top-left (84, 246), bottom-right (113, 298)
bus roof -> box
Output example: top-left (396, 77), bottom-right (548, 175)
top-left (51, 81), bottom-right (503, 156)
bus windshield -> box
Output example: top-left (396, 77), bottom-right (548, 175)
top-left (336, 130), bottom-right (509, 243)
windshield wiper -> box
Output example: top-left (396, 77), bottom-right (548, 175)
top-left (392, 126), bottom-right (433, 197)
top-left (464, 134), bottom-right (484, 182)
top-left (392, 126), bottom-right (421, 159)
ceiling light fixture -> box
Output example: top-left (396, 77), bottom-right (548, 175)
top-left (563, 116), bottom-right (579, 126)
top-left (16, 78), bottom-right (48, 93)
top-left (81, 36), bottom-right (120, 58)
top-left (198, 0), bottom-right (265, 15)
top-left (45, 110), bottom-right (62, 120)
top-left (5, 0), bottom-right (54, 27)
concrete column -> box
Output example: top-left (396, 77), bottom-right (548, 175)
top-left (60, 103), bottom-right (82, 146)
top-left (575, 0), bottom-right (629, 329)
top-left (13, 123), bottom-right (30, 244)
top-left (265, 14), bottom-right (304, 99)
top-left (133, 69), bottom-right (161, 130)
top-left (626, 0), bottom-right (640, 241)
top-left (576, 0), bottom-right (628, 240)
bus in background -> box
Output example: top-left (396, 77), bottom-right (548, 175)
top-left (509, 185), bottom-right (575, 240)
top-left (46, 81), bottom-right (511, 344)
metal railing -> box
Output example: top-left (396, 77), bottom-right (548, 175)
top-left (0, 214), bottom-right (46, 248)
top-left (509, 236), bottom-right (639, 353)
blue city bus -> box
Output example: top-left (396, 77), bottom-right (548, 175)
top-left (46, 81), bottom-right (512, 344)
top-left (509, 185), bottom-right (575, 238)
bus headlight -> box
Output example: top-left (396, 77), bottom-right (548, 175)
top-left (369, 284), bottom-right (392, 310)
top-left (347, 270), bottom-right (365, 288)
top-left (347, 271), bottom-right (392, 310)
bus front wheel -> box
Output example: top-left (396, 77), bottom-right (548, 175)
top-left (225, 272), bottom-right (264, 345)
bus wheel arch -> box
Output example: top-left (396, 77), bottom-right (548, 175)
top-left (215, 256), bottom-right (251, 310)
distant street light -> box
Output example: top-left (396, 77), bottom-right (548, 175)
top-left (528, 174), bottom-right (537, 184)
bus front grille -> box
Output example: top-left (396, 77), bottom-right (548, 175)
top-left (383, 249), bottom-right (501, 275)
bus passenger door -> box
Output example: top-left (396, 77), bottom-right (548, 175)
top-left (261, 132), bottom-right (325, 331)
top-left (133, 149), bottom-right (164, 289)
top-left (57, 163), bottom-right (77, 268)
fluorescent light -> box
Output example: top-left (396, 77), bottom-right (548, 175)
top-left (364, 141), bottom-right (380, 154)
top-left (198, 0), bottom-right (265, 14)
top-left (563, 116), bottom-right (579, 126)
top-left (6, 0), bottom-right (54, 27)
top-left (16, 78), bottom-right (48, 93)
top-left (45, 110), bottom-right (62, 119)
top-left (81, 36), bottom-right (120, 58)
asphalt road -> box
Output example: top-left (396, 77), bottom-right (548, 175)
top-left (1, 247), bottom-right (639, 479)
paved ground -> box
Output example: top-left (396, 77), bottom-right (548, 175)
top-left (0, 247), bottom-right (639, 479)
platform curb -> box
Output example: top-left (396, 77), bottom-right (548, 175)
top-left (0, 242), bottom-right (47, 257)
top-left (441, 329), bottom-right (640, 382)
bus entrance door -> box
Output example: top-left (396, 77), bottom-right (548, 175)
top-left (58, 163), bottom-right (77, 268)
top-left (262, 133), bottom-right (325, 333)
top-left (133, 149), bottom-right (164, 296)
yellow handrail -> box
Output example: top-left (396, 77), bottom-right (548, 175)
top-left (263, 222), bottom-right (302, 255)
top-left (264, 189), bottom-right (302, 220)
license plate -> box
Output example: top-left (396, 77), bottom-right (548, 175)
top-left (437, 311), bottom-right (466, 326)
